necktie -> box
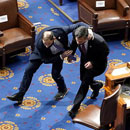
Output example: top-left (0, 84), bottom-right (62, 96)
top-left (80, 44), bottom-right (86, 54)
top-left (53, 43), bottom-right (76, 61)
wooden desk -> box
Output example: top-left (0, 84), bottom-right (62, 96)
top-left (105, 63), bottom-right (130, 90)
top-left (104, 63), bottom-right (130, 130)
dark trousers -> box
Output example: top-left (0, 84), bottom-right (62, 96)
top-left (71, 63), bottom-right (106, 112)
top-left (19, 59), bottom-right (67, 94)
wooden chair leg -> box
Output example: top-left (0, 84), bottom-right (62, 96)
top-left (2, 48), bottom-right (6, 68)
top-left (59, 0), bottom-right (62, 5)
top-left (31, 30), bottom-right (35, 51)
top-left (124, 22), bottom-right (129, 42)
top-left (31, 43), bottom-right (34, 51)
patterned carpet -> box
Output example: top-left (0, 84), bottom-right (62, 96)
top-left (48, 0), bottom-right (78, 22)
top-left (0, 0), bottom-right (130, 130)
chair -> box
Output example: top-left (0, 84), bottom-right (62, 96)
top-left (0, 0), bottom-right (35, 68)
top-left (73, 84), bottom-right (121, 130)
top-left (77, 0), bottom-right (129, 41)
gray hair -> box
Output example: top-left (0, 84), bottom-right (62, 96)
top-left (74, 26), bottom-right (88, 38)
top-left (42, 31), bottom-right (54, 40)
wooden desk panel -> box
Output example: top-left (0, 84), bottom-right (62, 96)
top-left (114, 97), bottom-right (127, 130)
top-left (105, 63), bottom-right (130, 130)
top-left (105, 63), bottom-right (130, 90)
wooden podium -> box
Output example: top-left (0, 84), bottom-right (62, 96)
top-left (104, 62), bottom-right (130, 130)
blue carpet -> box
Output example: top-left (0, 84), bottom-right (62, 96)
top-left (0, 0), bottom-right (130, 130)
top-left (48, 0), bottom-right (78, 22)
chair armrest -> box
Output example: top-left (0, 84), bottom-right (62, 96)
top-left (18, 12), bottom-right (35, 37)
top-left (0, 31), bottom-right (3, 37)
top-left (117, 0), bottom-right (129, 16)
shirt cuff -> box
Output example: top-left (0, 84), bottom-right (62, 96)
top-left (60, 54), bottom-right (63, 60)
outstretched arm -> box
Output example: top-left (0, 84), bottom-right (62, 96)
top-left (61, 22), bottom-right (91, 34)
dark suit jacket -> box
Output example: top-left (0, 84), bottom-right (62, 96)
top-left (29, 26), bottom-right (69, 64)
top-left (71, 32), bottom-right (109, 70)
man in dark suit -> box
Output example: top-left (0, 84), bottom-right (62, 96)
top-left (6, 22), bottom-right (91, 104)
top-left (68, 26), bottom-right (109, 119)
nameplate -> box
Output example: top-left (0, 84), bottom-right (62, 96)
top-left (33, 22), bottom-right (41, 25)
top-left (0, 15), bottom-right (8, 23)
top-left (112, 67), bottom-right (130, 76)
top-left (96, 1), bottom-right (105, 7)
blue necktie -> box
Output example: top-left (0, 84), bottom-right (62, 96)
top-left (53, 43), bottom-right (76, 61)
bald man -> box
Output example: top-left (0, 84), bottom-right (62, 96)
top-left (6, 22), bottom-right (91, 104)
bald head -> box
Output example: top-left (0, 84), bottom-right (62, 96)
top-left (42, 31), bottom-right (54, 41)
top-left (42, 31), bottom-right (55, 48)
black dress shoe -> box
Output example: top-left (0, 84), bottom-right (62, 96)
top-left (68, 110), bottom-right (78, 119)
top-left (54, 89), bottom-right (68, 101)
top-left (90, 90), bottom-right (99, 99)
top-left (90, 82), bottom-right (103, 99)
top-left (6, 92), bottom-right (24, 104)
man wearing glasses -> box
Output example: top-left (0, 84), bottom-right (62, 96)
top-left (68, 26), bottom-right (109, 119)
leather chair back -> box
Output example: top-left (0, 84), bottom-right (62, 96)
top-left (85, 0), bottom-right (116, 11)
top-left (0, 0), bottom-right (18, 31)
top-left (100, 85), bottom-right (121, 126)
top-left (72, 84), bottom-right (121, 129)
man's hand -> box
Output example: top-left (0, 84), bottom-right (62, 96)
top-left (84, 61), bottom-right (93, 69)
top-left (61, 50), bottom-right (73, 59)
